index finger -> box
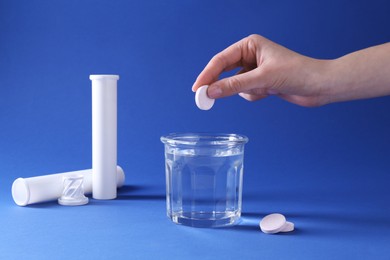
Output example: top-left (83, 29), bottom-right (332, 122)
top-left (191, 37), bottom-right (251, 92)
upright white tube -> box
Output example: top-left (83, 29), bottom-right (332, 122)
top-left (11, 166), bottom-right (125, 206)
top-left (90, 75), bottom-right (119, 200)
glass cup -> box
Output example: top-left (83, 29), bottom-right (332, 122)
top-left (161, 133), bottom-right (248, 228)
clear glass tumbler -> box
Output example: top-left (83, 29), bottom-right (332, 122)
top-left (161, 133), bottom-right (248, 228)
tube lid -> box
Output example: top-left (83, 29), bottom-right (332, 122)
top-left (89, 75), bottom-right (119, 80)
top-left (58, 175), bottom-right (89, 206)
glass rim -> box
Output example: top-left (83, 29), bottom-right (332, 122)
top-left (160, 133), bottom-right (248, 146)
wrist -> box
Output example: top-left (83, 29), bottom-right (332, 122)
top-left (304, 58), bottom-right (336, 106)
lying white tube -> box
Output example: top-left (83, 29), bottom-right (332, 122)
top-left (91, 75), bottom-right (119, 200)
top-left (11, 166), bottom-right (125, 206)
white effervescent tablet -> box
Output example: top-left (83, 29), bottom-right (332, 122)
top-left (260, 213), bottom-right (295, 234)
top-left (260, 213), bottom-right (287, 234)
top-left (195, 85), bottom-right (215, 110)
top-left (280, 221), bottom-right (294, 232)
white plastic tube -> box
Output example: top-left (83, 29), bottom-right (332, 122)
top-left (12, 166), bottom-right (125, 206)
top-left (90, 74), bottom-right (119, 199)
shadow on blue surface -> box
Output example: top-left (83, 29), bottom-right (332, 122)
top-left (23, 201), bottom-right (59, 208)
top-left (118, 185), bottom-right (146, 193)
top-left (227, 223), bottom-right (302, 235)
top-left (116, 194), bottom-right (166, 201)
top-left (116, 185), bottom-right (165, 201)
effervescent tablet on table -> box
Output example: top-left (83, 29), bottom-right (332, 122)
top-left (195, 85), bottom-right (215, 110)
top-left (280, 221), bottom-right (294, 232)
top-left (260, 213), bottom-right (294, 234)
top-left (260, 213), bottom-right (286, 234)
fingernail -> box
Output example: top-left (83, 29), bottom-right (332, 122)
top-left (207, 86), bottom-right (222, 98)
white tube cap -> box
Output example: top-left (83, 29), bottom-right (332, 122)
top-left (195, 85), bottom-right (215, 110)
top-left (89, 75), bottom-right (119, 80)
top-left (58, 175), bottom-right (89, 206)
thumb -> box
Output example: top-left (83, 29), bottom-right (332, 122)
top-left (207, 69), bottom-right (264, 99)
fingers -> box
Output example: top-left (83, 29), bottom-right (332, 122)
top-left (192, 36), bottom-right (256, 92)
top-left (207, 68), bottom-right (265, 99)
top-left (239, 92), bottom-right (268, 102)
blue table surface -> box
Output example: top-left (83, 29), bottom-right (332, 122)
top-left (0, 151), bottom-right (389, 260)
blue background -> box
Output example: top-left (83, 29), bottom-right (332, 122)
top-left (1, 0), bottom-right (390, 259)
